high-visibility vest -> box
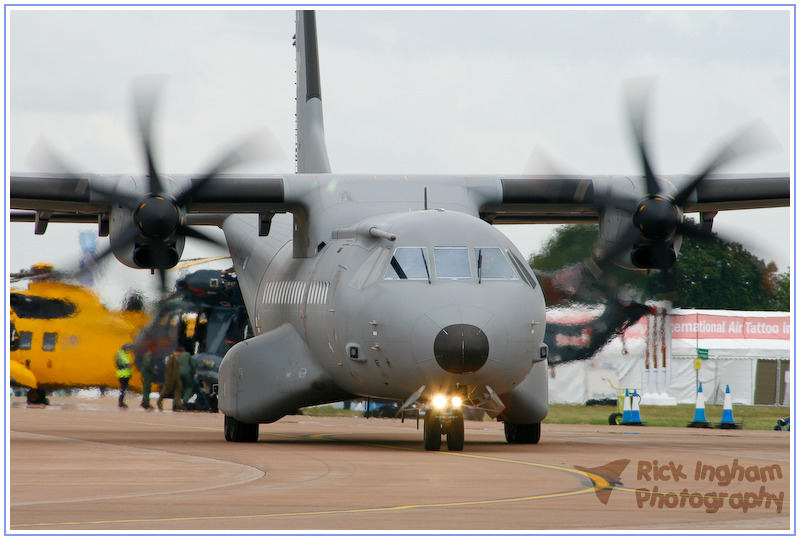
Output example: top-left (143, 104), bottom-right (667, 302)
top-left (115, 349), bottom-right (133, 379)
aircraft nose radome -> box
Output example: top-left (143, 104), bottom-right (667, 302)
top-left (434, 324), bottom-right (489, 374)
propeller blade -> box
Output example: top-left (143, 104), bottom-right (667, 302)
top-left (24, 136), bottom-right (82, 177)
top-left (624, 76), bottom-right (660, 196)
top-left (594, 190), bottom-right (639, 215)
top-left (156, 268), bottom-right (169, 297)
top-left (521, 141), bottom-right (574, 176)
top-left (85, 181), bottom-right (140, 211)
top-left (72, 223), bottom-right (141, 285)
top-left (672, 119), bottom-right (779, 207)
top-left (177, 224), bottom-right (227, 249)
top-left (675, 221), bottom-right (722, 243)
top-left (25, 136), bottom-right (140, 210)
top-left (172, 131), bottom-right (279, 207)
top-left (589, 227), bottom-right (641, 276)
top-left (132, 76), bottom-right (167, 195)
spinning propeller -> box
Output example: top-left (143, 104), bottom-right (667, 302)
top-left (590, 77), bottom-right (777, 276)
top-left (37, 77), bottom-right (272, 295)
top-left (536, 79), bottom-right (778, 361)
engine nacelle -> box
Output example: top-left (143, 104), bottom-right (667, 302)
top-left (132, 242), bottom-right (184, 269)
top-left (597, 175), bottom-right (682, 271)
top-left (630, 241), bottom-right (680, 269)
top-left (108, 201), bottom-right (186, 269)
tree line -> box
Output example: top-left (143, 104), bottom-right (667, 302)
top-left (528, 222), bottom-right (790, 311)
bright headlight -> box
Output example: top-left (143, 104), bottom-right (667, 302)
top-left (451, 396), bottom-right (462, 407)
top-left (432, 395), bottom-right (447, 409)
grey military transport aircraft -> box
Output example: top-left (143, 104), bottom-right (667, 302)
top-left (10, 11), bottom-right (790, 451)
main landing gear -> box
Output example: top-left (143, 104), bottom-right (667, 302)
top-left (423, 407), bottom-right (465, 451)
top-left (224, 415), bottom-right (259, 442)
top-left (26, 388), bottom-right (49, 406)
top-left (503, 422), bottom-right (541, 444)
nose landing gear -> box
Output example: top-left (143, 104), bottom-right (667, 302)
top-left (423, 407), bottom-right (465, 451)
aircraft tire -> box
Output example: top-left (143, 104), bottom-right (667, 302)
top-left (26, 388), bottom-right (49, 405)
top-left (446, 409), bottom-right (465, 451)
top-left (504, 422), bottom-right (541, 444)
top-left (224, 415), bottom-right (259, 442)
top-left (423, 409), bottom-right (442, 451)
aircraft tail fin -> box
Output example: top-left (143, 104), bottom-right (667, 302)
top-left (295, 10), bottom-right (331, 174)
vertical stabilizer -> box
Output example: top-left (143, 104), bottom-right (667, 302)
top-left (296, 10), bottom-right (331, 174)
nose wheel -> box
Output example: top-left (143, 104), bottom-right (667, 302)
top-left (423, 408), bottom-right (465, 451)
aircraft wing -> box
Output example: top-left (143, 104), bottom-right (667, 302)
top-left (481, 173), bottom-right (790, 224)
top-left (10, 173), bottom-right (112, 215)
top-left (683, 173), bottom-right (791, 212)
top-left (10, 173), bottom-right (288, 213)
top-left (10, 173), bottom-right (292, 232)
top-left (12, 171), bottom-right (790, 227)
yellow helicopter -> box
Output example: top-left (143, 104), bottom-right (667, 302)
top-left (9, 262), bottom-right (151, 404)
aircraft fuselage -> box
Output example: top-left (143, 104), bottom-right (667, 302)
top-left (219, 177), bottom-right (548, 424)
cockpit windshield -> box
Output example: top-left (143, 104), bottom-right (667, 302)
top-left (384, 247), bottom-right (431, 280)
top-left (434, 247), bottom-right (471, 279)
top-left (384, 245), bottom-right (527, 283)
top-left (475, 247), bottom-right (518, 280)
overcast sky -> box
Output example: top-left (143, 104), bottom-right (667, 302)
top-left (7, 7), bottom-right (793, 307)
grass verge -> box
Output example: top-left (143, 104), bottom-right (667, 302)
top-left (544, 403), bottom-right (790, 430)
top-left (302, 403), bottom-right (790, 431)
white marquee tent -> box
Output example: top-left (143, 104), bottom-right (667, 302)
top-left (547, 307), bottom-right (791, 406)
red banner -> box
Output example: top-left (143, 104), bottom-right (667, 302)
top-left (670, 313), bottom-right (790, 340)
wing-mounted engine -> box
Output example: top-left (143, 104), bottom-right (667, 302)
top-left (590, 78), bottom-right (777, 276)
top-left (596, 174), bottom-right (682, 271)
top-left (105, 174), bottom-right (187, 271)
top-left (83, 77), bottom-right (261, 292)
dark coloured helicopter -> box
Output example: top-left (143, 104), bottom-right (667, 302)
top-left (133, 267), bottom-right (251, 412)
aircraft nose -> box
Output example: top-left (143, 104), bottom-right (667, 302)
top-left (434, 323), bottom-right (489, 374)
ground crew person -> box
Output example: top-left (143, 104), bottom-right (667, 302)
top-left (158, 351), bottom-right (182, 411)
top-left (115, 343), bottom-right (134, 409)
top-left (139, 346), bottom-right (155, 411)
top-left (175, 345), bottom-right (196, 406)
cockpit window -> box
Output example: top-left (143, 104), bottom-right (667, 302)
top-left (384, 247), bottom-right (431, 280)
top-left (475, 248), bottom-right (518, 280)
top-left (508, 251), bottom-right (538, 289)
top-left (9, 293), bottom-right (77, 319)
top-left (434, 247), bottom-right (471, 279)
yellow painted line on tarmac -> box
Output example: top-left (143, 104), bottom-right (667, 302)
top-left (313, 432), bottom-right (612, 489)
top-left (15, 484), bottom-right (598, 528)
top-left (15, 430), bottom-right (611, 529)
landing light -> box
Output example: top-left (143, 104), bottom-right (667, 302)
top-left (432, 395), bottom-right (462, 409)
